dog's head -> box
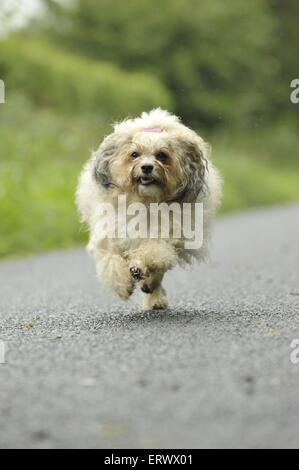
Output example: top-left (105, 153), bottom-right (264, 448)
top-left (92, 109), bottom-right (209, 202)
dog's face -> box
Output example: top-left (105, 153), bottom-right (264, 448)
top-left (93, 118), bottom-right (208, 203)
top-left (107, 132), bottom-right (186, 201)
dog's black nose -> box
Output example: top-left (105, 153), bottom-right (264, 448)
top-left (141, 164), bottom-right (153, 174)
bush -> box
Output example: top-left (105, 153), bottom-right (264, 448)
top-left (0, 36), bottom-right (173, 119)
top-left (0, 95), bottom-right (97, 258)
top-left (40, 0), bottom-right (277, 128)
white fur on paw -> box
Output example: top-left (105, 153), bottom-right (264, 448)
top-left (130, 266), bottom-right (143, 281)
top-left (112, 268), bottom-right (135, 300)
top-left (98, 255), bottom-right (134, 300)
top-left (143, 295), bottom-right (168, 310)
top-left (151, 299), bottom-right (168, 310)
top-left (115, 282), bottom-right (134, 300)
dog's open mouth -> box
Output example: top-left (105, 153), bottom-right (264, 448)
top-left (139, 176), bottom-right (157, 186)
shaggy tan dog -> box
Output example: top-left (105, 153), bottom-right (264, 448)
top-left (76, 109), bottom-right (221, 309)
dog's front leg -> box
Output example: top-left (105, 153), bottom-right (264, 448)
top-left (142, 284), bottom-right (169, 310)
top-left (131, 266), bottom-right (168, 310)
top-left (95, 251), bottom-right (134, 300)
top-left (127, 241), bottom-right (177, 310)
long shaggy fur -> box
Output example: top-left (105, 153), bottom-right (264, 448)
top-left (76, 108), bottom-right (222, 309)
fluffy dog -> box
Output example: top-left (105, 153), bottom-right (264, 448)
top-left (76, 109), bottom-right (221, 309)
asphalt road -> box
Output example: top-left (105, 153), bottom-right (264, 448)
top-left (0, 205), bottom-right (299, 449)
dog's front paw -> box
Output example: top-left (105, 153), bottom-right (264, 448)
top-left (114, 266), bottom-right (135, 300)
top-left (142, 287), bottom-right (168, 310)
top-left (98, 255), bottom-right (135, 300)
top-left (129, 265), bottom-right (154, 294)
top-left (129, 262), bottom-right (163, 294)
top-left (152, 299), bottom-right (168, 310)
top-left (114, 282), bottom-right (134, 300)
top-left (130, 266), bottom-right (143, 281)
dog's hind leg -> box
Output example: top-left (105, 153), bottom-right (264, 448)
top-left (95, 252), bottom-right (134, 300)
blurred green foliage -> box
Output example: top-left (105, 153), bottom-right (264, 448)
top-left (0, 94), bottom-right (108, 258)
top-left (0, 0), bottom-right (298, 259)
top-left (0, 36), bottom-right (172, 118)
top-left (40, 0), bottom-right (298, 128)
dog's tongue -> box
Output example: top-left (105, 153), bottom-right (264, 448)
top-left (140, 127), bottom-right (162, 133)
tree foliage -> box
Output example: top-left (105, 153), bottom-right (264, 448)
top-left (39, 0), bottom-right (286, 129)
top-left (0, 36), bottom-right (172, 119)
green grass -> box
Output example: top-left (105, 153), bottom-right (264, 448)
top-left (0, 96), bottom-right (103, 258)
top-left (212, 135), bottom-right (299, 213)
top-left (1, 96), bottom-right (299, 259)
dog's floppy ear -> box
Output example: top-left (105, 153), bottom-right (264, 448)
top-left (93, 134), bottom-right (118, 189)
top-left (93, 132), bottom-right (129, 189)
top-left (94, 157), bottom-right (112, 188)
top-left (173, 137), bottom-right (208, 202)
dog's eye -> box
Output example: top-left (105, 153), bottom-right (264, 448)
top-left (131, 151), bottom-right (140, 159)
top-left (156, 151), bottom-right (168, 163)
